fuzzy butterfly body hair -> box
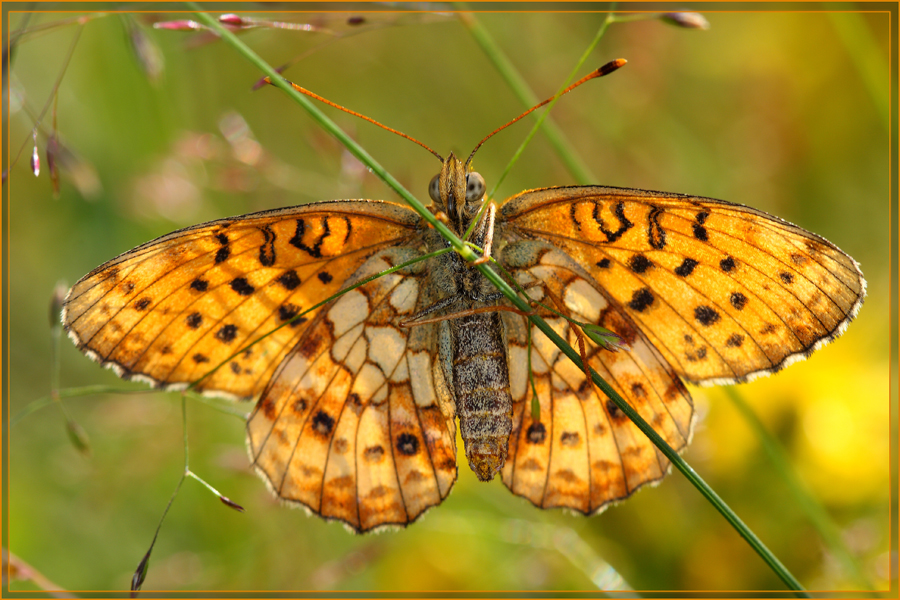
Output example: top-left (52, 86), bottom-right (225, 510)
top-left (62, 64), bottom-right (865, 533)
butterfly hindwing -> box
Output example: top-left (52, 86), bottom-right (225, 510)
top-left (501, 186), bottom-right (865, 385)
top-left (63, 201), bottom-right (420, 399)
top-left (499, 241), bottom-right (694, 513)
top-left (246, 246), bottom-right (458, 532)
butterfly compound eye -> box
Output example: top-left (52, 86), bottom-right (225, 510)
top-left (428, 174), bottom-right (441, 203)
top-left (465, 172), bottom-right (485, 202)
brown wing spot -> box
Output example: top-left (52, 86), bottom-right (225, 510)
top-left (348, 393), bottom-right (365, 415)
top-left (396, 433), bottom-right (419, 456)
top-left (720, 256), bottom-right (736, 272)
top-left (520, 458), bottom-right (542, 471)
top-left (790, 253), bottom-right (808, 265)
top-left (628, 254), bottom-right (653, 274)
top-left (192, 353), bottom-right (209, 364)
top-left (593, 422), bottom-right (607, 436)
top-left (318, 272), bottom-right (334, 284)
top-left (215, 233), bottom-right (229, 245)
top-left (554, 469), bottom-right (579, 483)
top-left (186, 312), bottom-right (203, 329)
top-left (122, 281), bottom-right (135, 294)
top-left (260, 396), bottom-right (276, 419)
top-left (230, 277), bottom-right (255, 296)
top-left (134, 297), bottom-right (152, 310)
top-left (664, 378), bottom-right (689, 401)
top-left (278, 270), bottom-right (302, 290)
top-left (675, 258), bottom-right (698, 277)
top-left (215, 246), bottom-right (230, 264)
top-left (333, 438), bottom-right (349, 454)
top-left (364, 445), bottom-right (385, 463)
top-left (560, 431), bottom-right (581, 447)
top-left (694, 306), bottom-right (720, 326)
top-left (216, 324), bottom-right (238, 343)
top-left (291, 398), bottom-right (307, 415)
top-left (779, 272), bottom-right (794, 284)
top-left (684, 334), bottom-right (695, 345)
top-left (726, 333), bottom-right (745, 348)
top-left (628, 288), bottom-right (655, 312)
top-left (760, 323), bottom-right (777, 335)
top-left (229, 362), bottom-right (241, 374)
top-left (526, 422), bottom-right (547, 444)
top-left (160, 345), bottom-right (172, 355)
top-left (596, 258), bottom-right (611, 269)
top-left (686, 347), bottom-right (708, 361)
top-left (101, 267), bottom-right (120, 281)
top-left (606, 399), bottom-right (626, 421)
top-left (190, 278), bottom-right (208, 292)
top-left (730, 292), bottom-right (748, 310)
top-left (312, 411), bottom-right (335, 436)
top-left (631, 382), bottom-right (647, 398)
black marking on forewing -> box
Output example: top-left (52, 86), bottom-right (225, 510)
top-left (693, 211), bottom-right (709, 241)
top-left (628, 288), bottom-right (655, 312)
top-left (628, 255), bottom-right (653, 274)
top-left (592, 201), bottom-right (634, 243)
top-left (675, 258), bottom-right (698, 277)
top-left (258, 224), bottom-right (276, 266)
top-left (647, 206), bottom-right (666, 249)
top-left (290, 218), bottom-right (327, 258)
top-left (720, 256), bottom-right (736, 273)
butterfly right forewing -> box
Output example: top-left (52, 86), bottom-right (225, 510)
top-left (501, 186), bottom-right (865, 386)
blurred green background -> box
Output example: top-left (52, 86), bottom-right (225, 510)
top-left (7, 5), bottom-right (891, 593)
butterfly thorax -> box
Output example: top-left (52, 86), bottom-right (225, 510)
top-left (425, 154), bottom-right (513, 482)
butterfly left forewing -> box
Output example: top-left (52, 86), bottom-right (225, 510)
top-left (499, 241), bottom-right (694, 513)
top-left (247, 246), bottom-right (458, 532)
top-left (501, 186), bottom-right (865, 385)
top-left (63, 201), bottom-right (420, 399)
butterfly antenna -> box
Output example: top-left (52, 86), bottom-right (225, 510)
top-left (465, 58), bottom-right (627, 168)
top-left (264, 76), bottom-right (444, 161)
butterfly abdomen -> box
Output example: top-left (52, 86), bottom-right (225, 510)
top-left (449, 311), bottom-right (513, 481)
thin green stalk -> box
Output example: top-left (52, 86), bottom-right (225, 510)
top-left (723, 386), bottom-right (873, 590)
top-left (456, 8), bottom-right (596, 186)
top-left (195, 8), bottom-right (808, 594)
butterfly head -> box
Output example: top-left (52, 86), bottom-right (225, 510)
top-left (428, 152), bottom-right (486, 232)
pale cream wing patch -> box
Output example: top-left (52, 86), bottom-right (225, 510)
top-left (63, 201), bottom-right (420, 399)
top-left (246, 247), bottom-right (458, 532)
top-left (500, 241), bottom-right (694, 514)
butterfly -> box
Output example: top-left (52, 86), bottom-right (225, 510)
top-left (62, 69), bottom-right (865, 533)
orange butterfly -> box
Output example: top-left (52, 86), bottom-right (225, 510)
top-left (63, 66), bottom-right (865, 533)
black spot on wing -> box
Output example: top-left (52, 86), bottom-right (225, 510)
top-left (628, 288), bottom-right (655, 312)
top-left (694, 306), bottom-right (720, 326)
top-left (230, 277), bottom-right (255, 296)
top-left (675, 258), bottom-right (698, 277)
top-left (278, 270), bottom-right (301, 290)
top-left (720, 256), bottom-right (736, 273)
top-left (216, 324), bottom-right (237, 343)
top-left (628, 255), bottom-right (653, 274)
top-left (396, 433), bottom-right (419, 456)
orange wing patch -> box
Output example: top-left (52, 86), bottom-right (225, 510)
top-left (499, 241), bottom-right (693, 513)
top-left (246, 247), bottom-right (457, 532)
top-left (63, 201), bottom-right (419, 399)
